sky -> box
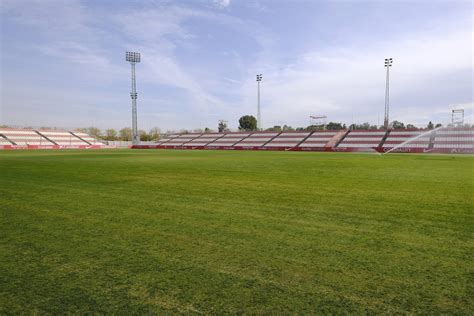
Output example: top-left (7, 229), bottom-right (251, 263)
top-left (0, 0), bottom-right (472, 131)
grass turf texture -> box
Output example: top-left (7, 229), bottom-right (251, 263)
top-left (0, 149), bottom-right (473, 313)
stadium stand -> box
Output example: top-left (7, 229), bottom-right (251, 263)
top-left (3, 127), bottom-right (472, 153)
top-left (38, 130), bottom-right (90, 147)
top-left (0, 128), bottom-right (104, 149)
top-left (298, 131), bottom-right (341, 149)
top-left (155, 134), bottom-right (180, 145)
top-left (70, 131), bottom-right (104, 145)
top-left (0, 135), bottom-right (13, 145)
top-left (234, 132), bottom-right (280, 147)
top-left (382, 130), bottom-right (430, 150)
top-left (432, 127), bottom-right (474, 151)
top-left (207, 132), bottom-right (252, 147)
top-left (264, 132), bottom-right (311, 148)
top-left (0, 128), bottom-right (54, 146)
top-left (337, 130), bottom-right (387, 149)
top-left (163, 133), bottom-right (202, 147)
top-left (184, 133), bottom-right (225, 147)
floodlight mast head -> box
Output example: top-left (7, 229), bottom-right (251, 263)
top-left (126, 51), bottom-right (141, 145)
top-left (126, 52), bottom-right (141, 63)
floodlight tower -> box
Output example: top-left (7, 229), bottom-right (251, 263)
top-left (256, 74), bottom-right (263, 130)
top-left (384, 58), bottom-right (393, 129)
top-left (452, 109), bottom-right (464, 125)
top-left (126, 52), bottom-right (141, 145)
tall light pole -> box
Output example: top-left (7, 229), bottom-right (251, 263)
top-left (384, 58), bottom-right (393, 129)
top-left (126, 51), bottom-right (141, 145)
top-left (256, 74), bottom-right (262, 130)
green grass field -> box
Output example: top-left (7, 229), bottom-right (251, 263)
top-left (1, 149), bottom-right (473, 313)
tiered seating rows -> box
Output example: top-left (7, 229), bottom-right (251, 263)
top-left (0, 137), bottom-right (12, 145)
top-left (265, 132), bottom-right (310, 147)
top-left (338, 131), bottom-right (386, 148)
top-left (237, 132), bottom-right (279, 147)
top-left (382, 130), bottom-right (429, 149)
top-left (0, 129), bottom-right (103, 147)
top-left (0, 130), bottom-right (53, 146)
top-left (299, 131), bottom-right (338, 147)
top-left (72, 132), bottom-right (103, 145)
top-left (164, 134), bottom-right (202, 146)
top-left (41, 130), bottom-right (89, 146)
top-left (433, 128), bottom-right (474, 149)
top-left (153, 128), bottom-right (474, 152)
top-left (209, 133), bottom-right (250, 146)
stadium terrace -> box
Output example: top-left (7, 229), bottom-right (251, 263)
top-left (2, 127), bottom-right (473, 154)
top-left (135, 127), bottom-right (474, 154)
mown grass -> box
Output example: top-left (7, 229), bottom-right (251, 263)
top-left (0, 149), bottom-right (473, 313)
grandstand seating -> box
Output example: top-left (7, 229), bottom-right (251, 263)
top-left (0, 136), bottom-right (13, 145)
top-left (382, 130), bottom-right (430, 150)
top-left (133, 127), bottom-right (473, 154)
top-left (235, 132), bottom-right (279, 147)
top-left (2, 127), bottom-right (473, 153)
top-left (71, 131), bottom-right (104, 145)
top-left (163, 133), bottom-right (202, 146)
top-left (0, 128), bottom-right (104, 149)
top-left (265, 132), bottom-right (310, 148)
top-left (39, 130), bottom-right (89, 147)
top-left (337, 130), bottom-right (386, 148)
top-left (0, 128), bottom-right (54, 146)
top-left (208, 133), bottom-right (251, 147)
top-left (298, 131), bottom-right (340, 148)
top-left (433, 128), bottom-right (474, 150)
top-left (184, 133), bottom-right (225, 146)
top-left (155, 134), bottom-right (180, 145)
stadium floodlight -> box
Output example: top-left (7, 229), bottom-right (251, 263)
top-left (126, 52), bottom-right (141, 63)
top-left (383, 58), bottom-right (393, 129)
top-left (256, 74), bottom-right (263, 131)
top-left (126, 52), bottom-right (141, 145)
top-left (452, 109), bottom-right (464, 125)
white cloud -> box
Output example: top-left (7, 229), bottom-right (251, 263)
top-left (236, 22), bottom-right (472, 128)
top-left (0, 1), bottom-right (471, 131)
top-left (213, 0), bottom-right (231, 9)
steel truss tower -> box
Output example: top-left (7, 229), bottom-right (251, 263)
top-left (384, 58), bottom-right (393, 129)
top-left (126, 52), bottom-right (141, 145)
top-left (256, 74), bottom-right (262, 131)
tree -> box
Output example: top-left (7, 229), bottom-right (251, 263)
top-left (238, 115), bottom-right (257, 131)
top-left (148, 127), bottom-right (161, 141)
top-left (218, 121), bottom-right (228, 133)
top-left (139, 130), bottom-right (149, 141)
top-left (305, 125), bottom-right (324, 131)
top-left (86, 127), bottom-right (101, 139)
top-left (119, 127), bottom-right (132, 141)
top-left (104, 129), bottom-right (117, 141)
top-left (204, 127), bottom-right (212, 133)
top-left (406, 124), bottom-right (418, 130)
top-left (427, 121), bottom-right (434, 129)
top-left (265, 125), bottom-right (282, 132)
top-left (435, 123), bottom-right (442, 128)
top-left (326, 122), bottom-right (344, 130)
top-left (348, 122), bottom-right (374, 130)
top-left (391, 120), bottom-right (405, 130)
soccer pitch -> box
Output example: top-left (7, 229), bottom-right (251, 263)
top-left (1, 149), bottom-right (472, 313)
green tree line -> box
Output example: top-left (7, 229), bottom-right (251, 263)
top-left (77, 127), bottom-right (161, 141)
